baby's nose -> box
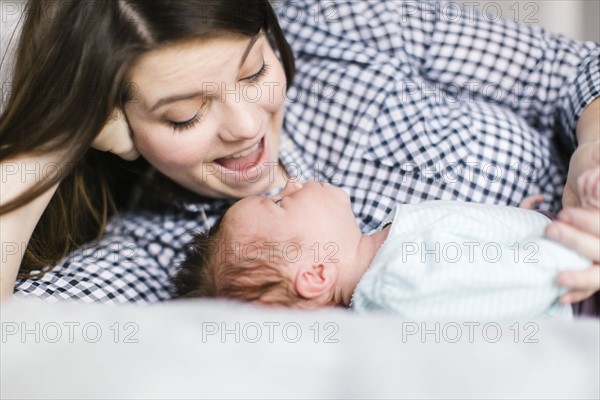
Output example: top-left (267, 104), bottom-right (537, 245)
top-left (281, 179), bottom-right (303, 196)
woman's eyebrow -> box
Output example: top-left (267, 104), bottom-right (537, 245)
top-left (149, 32), bottom-right (264, 112)
top-left (238, 32), bottom-right (264, 69)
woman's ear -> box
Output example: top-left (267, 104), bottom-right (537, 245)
top-left (92, 109), bottom-right (140, 161)
top-left (294, 262), bottom-right (337, 300)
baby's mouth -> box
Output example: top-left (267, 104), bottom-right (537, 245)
top-left (214, 137), bottom-right (265, 171)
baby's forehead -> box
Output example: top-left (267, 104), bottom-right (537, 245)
top-left (222, 196), bottom-right (267, 236)
top-left (226, 196), bottom-right (263, 220)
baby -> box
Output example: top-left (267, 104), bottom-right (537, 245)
top-left (172, 168), bottom-right (599, 320)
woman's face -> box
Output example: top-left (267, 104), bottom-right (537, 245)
top-left (124, 32), bottom-right (288, 199)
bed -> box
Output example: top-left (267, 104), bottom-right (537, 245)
top-left (1, 296), bottom-right (599, 399)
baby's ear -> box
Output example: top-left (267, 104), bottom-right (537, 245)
top-left (294, 263), bottom-right (337, 300)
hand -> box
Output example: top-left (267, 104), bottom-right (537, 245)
top-left (578, 166), bottom-right (600, 209)
top-left (547, 166), bottom-right (600, 304)
top-left (547, 99), bottom-right (600, 304)
top-left (92, 109), bottom-right (140, 161)
top-left (519, 195), bottom-right (545, 209)
top-left (564, 98), bottom-right (599, 207)
top-left (562, 141), bottom-right (600, 208)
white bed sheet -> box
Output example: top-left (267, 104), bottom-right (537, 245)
top-left (1, 297), bottom-right (599, 399)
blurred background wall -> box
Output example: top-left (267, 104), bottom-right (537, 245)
top-left (459, 0), bottom-right (600, 42)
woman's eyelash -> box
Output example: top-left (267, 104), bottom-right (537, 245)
top-left (170, 112), bottom-right (202, 131)
top-left (169, 63), bottom-right (269, 132)
top-left (274, 198), bottom-right (282, 207)
top-left (246, 62), bottom-right (271, 84)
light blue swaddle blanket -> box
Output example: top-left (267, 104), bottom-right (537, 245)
top-left (351, 201), bottom-right (591, 320)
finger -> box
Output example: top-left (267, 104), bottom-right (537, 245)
top-left (578, 166), bottom-right (600, 192)
top-left (546, 221), bottom-right (600, 261)
top-left (579, 167), bottom-right (600, 209)
top-left (559, 289), bottom-right (596, 305)
top-left (562, 185), bottom-right (580, 208)
top-left (519, 195), bottom-right (545, 209)
top-left (557, 207), bottom-right (600, 236)
top-left (556, 266), bottom-right (600, 291)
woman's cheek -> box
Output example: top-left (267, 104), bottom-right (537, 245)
top-left (134, 128), bottom-right (209, 169)
top-left (263, 75), bottom-right (286, 113)
top-left (261, 53), bottom-right (287, 113)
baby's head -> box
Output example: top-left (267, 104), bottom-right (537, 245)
top-left (172, 180), bottom-right (363, 308)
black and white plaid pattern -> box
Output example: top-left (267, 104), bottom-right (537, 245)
top-left (13, 0), bottom-right (599, 303)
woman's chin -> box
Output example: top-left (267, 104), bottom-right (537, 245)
top-left (189, 175), bottom-right (280, 200)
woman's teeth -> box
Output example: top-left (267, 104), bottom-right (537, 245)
top-left (213, 137), bottom-right (265, 172)
top-left (224, 142), bottom-right (261, 159)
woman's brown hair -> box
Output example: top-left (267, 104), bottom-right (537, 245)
top-left (0, 0), bottom-right (295, 278)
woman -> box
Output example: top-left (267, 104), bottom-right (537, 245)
top-left (1, 0), bottom-right (598, 308)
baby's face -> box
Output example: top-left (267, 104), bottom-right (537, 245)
top-left (223, 180), bottom-right (360, 264)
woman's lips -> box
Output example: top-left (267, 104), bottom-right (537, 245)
top-left (223, 142), bottom-right (260, 159)
top-left (214, 137), bottom-right (265, 171)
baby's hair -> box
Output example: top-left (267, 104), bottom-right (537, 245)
top-left (171, 214), bottom-right (226, 299)
top-left (171, 211), bottom-right (308, 306)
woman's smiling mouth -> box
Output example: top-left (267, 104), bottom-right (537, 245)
top-left (213, 136), bottom-right (266, 173)
top-left (223, 142), bottom-right (261, 159)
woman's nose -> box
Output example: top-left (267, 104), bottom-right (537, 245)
top-left (280, 180), bottom-right (303, 197)
top-left (218, 97), bottom-right (262, 142)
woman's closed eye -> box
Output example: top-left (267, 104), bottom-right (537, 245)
top-left (167, 63), bottom-right (269, 133)
top-left (169, 110), bottom-right (203, 131)
top-left (274, 198), bottom-right (282, 207)
top-left (245, 61), bottom-right (271, 85)
top-left (168, 101), bottom-right (209, 132)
